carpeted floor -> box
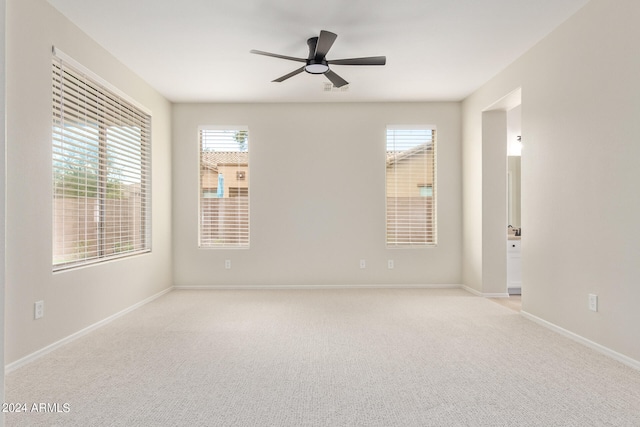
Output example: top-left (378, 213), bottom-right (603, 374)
top-left (489, 295), bottom-right (521, 312)
top-left (5, 288), bottom-right (640, 426)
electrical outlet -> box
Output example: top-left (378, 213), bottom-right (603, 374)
top-left (34, 300), bottom-right (44, 319)
top-left (588, 294), bottom-right (598, 312)
top-left (388, 260), bottom-right (394, 269)
top-left (359, 259), bottom-right (366, 269)
top-left (225, 260), bottom-right (231, 269)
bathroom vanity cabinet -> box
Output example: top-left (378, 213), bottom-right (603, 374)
top-left (507, 239), bottom-right (521, 294)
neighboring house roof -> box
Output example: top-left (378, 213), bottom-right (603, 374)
top-left (201, 151), bottom-right (248, 171)
top-left (386, 142), bottom-right (433, 166)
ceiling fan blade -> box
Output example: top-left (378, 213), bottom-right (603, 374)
top-left (272, 66), bottom-right (306, 83)
top-left (324, 69), bottom-right (348, 88)
top-left (250, 49), bottom-right (307, 63)
top-left (314, 30), bottom-right (337, 60)
top-left (330, 56), bottom-right (387, 66)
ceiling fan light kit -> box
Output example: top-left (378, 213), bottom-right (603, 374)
top-left (250, 30), bottom-right (386, 88)
top-left (305, 63), bottom-right (329, 74)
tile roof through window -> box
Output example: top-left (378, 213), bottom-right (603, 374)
top-left (386, 142), bottom-right (433, 166)
top-left (201, 151), bottom-right (248, 171)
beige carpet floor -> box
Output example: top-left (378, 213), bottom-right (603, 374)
top-left (489, 295), bottom-right (522, 312)
top-left (5, 288), bottom-right (640, 426)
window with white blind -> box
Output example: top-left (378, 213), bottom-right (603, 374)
top-left (386, 126), bottom-right (437, 247)
top-left (52, 54), bottom-right (151, 271)
top-left (199, 127), bottom-right (250, 248)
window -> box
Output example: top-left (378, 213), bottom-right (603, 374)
top-left (229, 187), bottom-right (248, 197)
top-left (419, 185), bottom-right (433, 197)
top-left (386, 126), bottom-right (437, 247)
top-left (199, 127), bottom-right (249, 248)
top-left (52, 54), bottom-right (151, 271)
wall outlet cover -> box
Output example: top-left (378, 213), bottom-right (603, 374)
top-left (34, 300), bottom-right (44, 319)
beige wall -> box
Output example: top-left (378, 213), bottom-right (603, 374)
top-left (1, 0), bottom-right (6, 420)
top-left (463, 0), bottom-right (640, 361)
top-left (201, 169), bottom-right (218, 190)
top-left (5, 0), bottom-right (173, 364)
top-left (481, 110), bottom-right (509, 296)
top-left (173, 102), bottom-right (461, 286)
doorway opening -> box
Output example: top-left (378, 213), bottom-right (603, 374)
top-left (507, 104), bottom-right (522, 296)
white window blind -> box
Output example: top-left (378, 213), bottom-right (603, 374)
top-left (52, 56), bottom-right (151, 271)
top-left (199, 127), bottom-right (250, 248)
top-left (386, 127), bottom-right (437, 247)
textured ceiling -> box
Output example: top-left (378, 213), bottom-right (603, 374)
top-left (48, 0), bottom-right (589, 103)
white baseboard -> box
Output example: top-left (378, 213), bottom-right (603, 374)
top-left (5, 287), bottom-right (173, 374)
top-left (173, 284), bottom-right (463, 290)
top-left (461, 285), bottom-right (509, 298)
top-left (521, 310), bottom-right (640, 372)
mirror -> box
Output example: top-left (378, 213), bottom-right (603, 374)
top-left (508, 156), bottom-right (521, 228)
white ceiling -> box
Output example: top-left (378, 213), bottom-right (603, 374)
top-left (48, 0), bottom-right (589, 103)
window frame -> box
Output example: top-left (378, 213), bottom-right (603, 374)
top-left (52, 49), bottom-right (152, 271)
top-left (385, 125), bottom-right (437, 248)
top-left (198, 126), bottom-right (250, 249)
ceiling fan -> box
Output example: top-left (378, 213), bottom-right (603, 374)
top-left (250, 30), bottom-right (386, 88)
